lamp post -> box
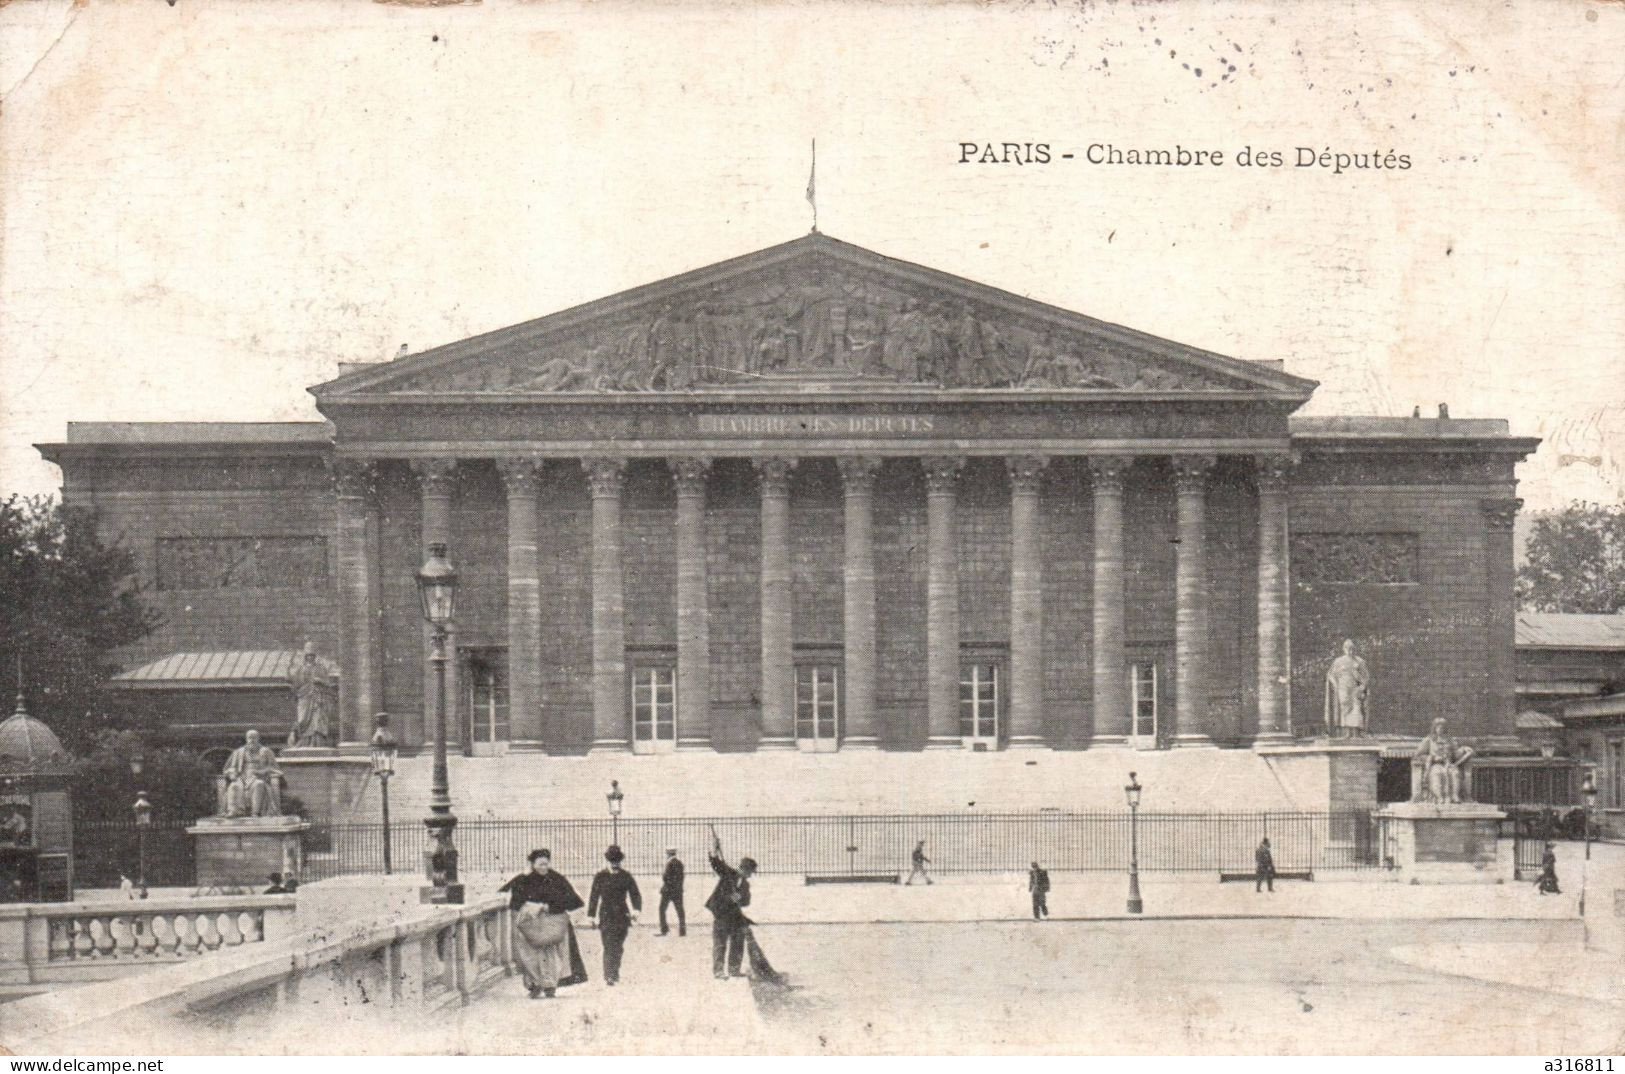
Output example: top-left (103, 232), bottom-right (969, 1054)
top-left (607, 780), bottom-right (624, 846)
top-left (1124, 771), bottom-right (1143, 915)
top-left (1582, 770), bottom-right (1598, 862)
top-left (370, 714), bottom-right (398, 875)
top-left (132, 789), bottom-right (152, 900)
top-left (416, 542), bottom-right (463, 904)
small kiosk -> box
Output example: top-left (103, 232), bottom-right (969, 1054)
top-left (0, 693), bottom-right (74, 902)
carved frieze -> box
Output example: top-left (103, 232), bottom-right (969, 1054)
top-left (390, 258), bottom-right (1245, 395)
top-left (1291, 532), bottom-right (1420, 586)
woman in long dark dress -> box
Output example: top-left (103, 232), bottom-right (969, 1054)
top-left (499, 848), bottom-right (588, 998)
top-left (1535, 842), bottom-right (1562, 895)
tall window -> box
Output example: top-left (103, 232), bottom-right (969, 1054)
top-left (796, 664), bottom-right (841, 752)
top-left (1129, 661), bottom-right (1159, 747)
top-left (466, 652), bottom-right (509, 751)
top-left (1611, 739), bottom-right (1624, 808)
top-left (959, 662), bottom-right (1000, 744)
top-left (631, 666), bottom-right (677, 754)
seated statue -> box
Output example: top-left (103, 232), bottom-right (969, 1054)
top-left (1411, 718), bottom-right (1475, 804)
top-left (220, 730), bottom-right (284, 818)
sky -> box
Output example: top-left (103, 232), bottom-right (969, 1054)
top-left (2, 0), bottom-right (1622, 512)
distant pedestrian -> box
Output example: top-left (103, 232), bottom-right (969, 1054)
top-left (660, 846), bottom-right (686, 936)
top-left (263, 872), bottom-right (287, 895)
top-left (1028, 862), bottom-right (1050, 920)
top-left (906, 840), bottom-right (933, 885)
top-left (1255, 838), bottom-right (1276, 893)
top-left (588, 845), bottom-right (642, 985)
top-left (119, 874), bottom-right (137, 899)
top-left (1535, 842), bottom-right (1562, 895)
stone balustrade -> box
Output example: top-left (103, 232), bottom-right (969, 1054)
top-left (4, 896), bottom-right (515, 1053)
top-left (0, 894), bottom-right (298, 987)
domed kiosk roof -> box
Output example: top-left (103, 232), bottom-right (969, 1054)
top-left (0, 694), bottom-right (72, 775)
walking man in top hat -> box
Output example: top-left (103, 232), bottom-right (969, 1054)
top-left (588, 845), bottom-right (642, 985)
top-left (659, 846), bottom-right (686, 937)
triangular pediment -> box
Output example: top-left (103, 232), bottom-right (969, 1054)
top-left (313, 234), bottom-right (1315, 399)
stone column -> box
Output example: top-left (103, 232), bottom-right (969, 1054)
top-left (498, 458), bottom-right (544, 750)
top-left (1254, 453), bottom-right (1295, 745)
top-left (838, 457), bottom-right (882, 749)
top-left (585, 458), bottom-right (627, 752)
top-left (1172, 455), bottom-right (1217, 747)
top-left (1088, 457), bottom-right (1130, 745)
top-left (332, 460), bottom-right (377, 746)
top-left (1007, 456), bottom-right (1049, 748)
top-left (924, 456), bottom-right (965, 749)
top-left (1481, 497), bottom-right (1523, 736)
top-left (670, 457), bottom-right (711, 750)
top-left (411, 458), bottom-right (459, 751)
top-left (755, 457), bottom-right (796, 749)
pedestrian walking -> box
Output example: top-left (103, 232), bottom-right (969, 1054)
top-left (1028, 861), bottom-right (1050, 920)
top-left (659, 846), bottom-right (686, 936)
top-left (500, 848), bottom-right (589, 999)
top-left (1535, 842), bottom-right (1562, 895)
top-left (706, 830), bottom-right (756, 980)
top-left (587, 845), bottom-right (642, 985)
top-left (1255, 837), bottom-right (1276, 893)
top-left (906, 839), bottom-right (933, 885)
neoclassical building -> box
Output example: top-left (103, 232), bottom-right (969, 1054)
top-left (41, 234), bottom-right (1538, 761)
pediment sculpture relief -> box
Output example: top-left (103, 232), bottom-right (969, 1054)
top-left (409, 263), bottom-right (1237, 394)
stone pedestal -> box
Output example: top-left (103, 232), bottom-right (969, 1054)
top-left (187, 817), bottom-right (310, 890)
top-left (1375, 802), bottom-right (1509, 884)
top-left (277, 748), bottom-right (374, 829)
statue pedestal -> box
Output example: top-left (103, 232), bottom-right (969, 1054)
top-left (278, 748), bottom-right (374, 829)
top-left (187, 817), bottom-right (310, 891)
top-left (1375, 802), bottom-right (1509, 884)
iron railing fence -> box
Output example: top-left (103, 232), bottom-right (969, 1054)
top-left (300, 811), bottom-right (1385, 883)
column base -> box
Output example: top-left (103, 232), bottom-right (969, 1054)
top-left (507, 740), bottom-right (549, 753)
top-left (1171, 734), bottom-right (1218, 748)
top-left (1251, 731), bottom-right (1295, 749)
top-left (757, 736), bottom-right (796, 751)
top-left (1089, 734), bottom-right (1128, 747)
top-left (925, 736), bottom-right (963, 750)
top-left (1007, 736), bottom-right (1050, 749)
top-left (677, 738), bottom-right (714, 752)
top-left (841, 736), bottom-right (881, 750)
top-left (588, 740), bottom-right (629, 754)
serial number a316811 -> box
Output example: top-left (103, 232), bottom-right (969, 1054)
top-left (1546, 1059), bottom-right (1615, 1071)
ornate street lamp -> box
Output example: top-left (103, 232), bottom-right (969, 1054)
top-left (370, 714), bottom-right (398, 875)
top-left (416, 542), bottom-right (462, 904)
top-left (1582, 770), bottom-right (1598, 862)
top-left (1124, 771), bottom-right (1143, 915)
top-left (607, 780), bottom-right (624, 846)
top-left (132, 789), bottom-right (153, 900)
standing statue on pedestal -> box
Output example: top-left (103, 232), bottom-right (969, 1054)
top-left (1411, 718), bottom-right (1475, 804)
top-left (219, 730), bottom-right (284, 817)
top-left (1323, 639), bottom-right (1370, 738)
top-left (287, 642), bottom-right (337, 748)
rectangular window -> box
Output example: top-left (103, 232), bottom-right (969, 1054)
top-left (630, 666), bottom-right (677, 755)
top-left (959, 662), bottom-right (1000, 744)
top-left (1129, 661), bottom-right (1159, 747)
top-left (465, 651), bottom-right (510, 750)
top-left (795, 665), bottom-right (841, 752)
top-left (1611, 740), bottom-right (1624, 809)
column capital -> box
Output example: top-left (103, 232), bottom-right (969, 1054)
top-left (1255, 452), bottom-right (1297, 492)
top-left (1480, 496), bottom-right (1523, 531)
top-left (583, 457), bottom-right (627, 497)
top-left (496, 457), bottom-right (543, 497)
top-left (667, 456), bottom-right (712, 494)
top-left (409, 458), bottom-right (459, 496)
top-left (330, 458), bottom-right (376, 499)
top-left (837, 456), bottom-right (883, 494)
top-left (1006, 455), bottom-right (1049, 494)
top-left (1171, 453), bottom-right (1218, 492)
top-left (753, 456), bottom-right (795, 496)
top-left (1086, 455), bottom-right (1132, 488)
top-left (922, 455), bottom-right (965, 493)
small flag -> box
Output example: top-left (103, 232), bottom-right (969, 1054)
top-left (806, 138), bottom-right (817, 231)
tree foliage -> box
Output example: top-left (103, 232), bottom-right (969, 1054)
top-left (0, 494), bottom-right (161, 752)
top-left (1516, 501), bottom-right (1625, 614)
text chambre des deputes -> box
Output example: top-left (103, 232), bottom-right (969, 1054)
top-left (958, 142), bottom-right (1413, 174)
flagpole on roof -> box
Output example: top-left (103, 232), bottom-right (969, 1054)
top-left (806, 138), bottom-right (818, 233)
